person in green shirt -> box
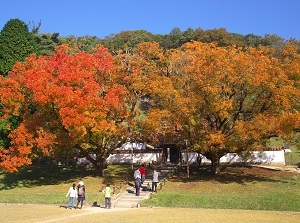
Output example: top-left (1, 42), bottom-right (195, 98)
top-left (102, 184), bottom-right (113, 208)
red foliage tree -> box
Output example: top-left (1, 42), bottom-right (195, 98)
top-left (0, 44), bottom-right (128, 174)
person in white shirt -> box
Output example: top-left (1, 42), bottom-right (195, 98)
top-left (152, 170), bottom-right (159, 192)
top-left (66, 183), bottom-right (78, 209)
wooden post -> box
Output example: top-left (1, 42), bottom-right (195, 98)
top-left (186, 140), bottom-right (189, 178)
top-left (131, 148), bottom-right (134, 169)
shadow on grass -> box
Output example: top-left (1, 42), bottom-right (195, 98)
top-left (0, 164), bottom-right (98, 190)
top-left (0, 164), bottom-right (133, 190)
top-left (174, 164), bottom-right (294, 185)
top-left (102, 164), bottom-right (133, 186)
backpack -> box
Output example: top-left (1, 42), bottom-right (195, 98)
top-left (78, 186), bottom-right (84, 196)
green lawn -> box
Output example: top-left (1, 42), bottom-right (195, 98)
top-left (269, 137), bottom-right (300, 166)
top-left (285, 152), bottom-right (300, 166)
top-left (141, 165), bottom-right (300, 212)
top-left (0, 164), bottom-right (134, 205)
top-left (0, 164), bottom-right (299, 212)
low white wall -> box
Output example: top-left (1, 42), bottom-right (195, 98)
top-left (77, 150), bottom-right (285, 166)
top-left (106, 153), bottom-right (162, 164)
top-left (181, 150), bottom-right (285, 165)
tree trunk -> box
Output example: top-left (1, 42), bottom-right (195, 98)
top-left (210, 156), bottom-right (220, 175)
top-left (94, 157), bottom-right (107, 176)
top-left (197, 152), bottom-right (202, 168)
top-left (95, 163), bottom-right (104, 176)
top-left (84, 155), bottom-right (106, 176)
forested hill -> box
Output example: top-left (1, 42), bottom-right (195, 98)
top-left (2, 18), bottom-right (300, 56)
top-left (1, 18), bottom-right (300, 76)
top-left (54, 27), bottom-right (300, 54)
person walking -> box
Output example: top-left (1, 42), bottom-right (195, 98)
top-left (139, 164), bottom-right (146, 184)
top-left (102, 183), bottom-right (113, 208)
top-left (66, 183), bottom-right (78, 209)
top-left (152, 169), bottom-right (159, 192)
top-left (76, 181), bottom-right (85, 209)
top-left (134, 168), bottom-right (141, 196)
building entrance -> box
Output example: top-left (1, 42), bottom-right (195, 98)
top-left (162, 144), bottom-right (180, 163)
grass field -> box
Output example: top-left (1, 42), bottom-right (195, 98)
top-left (141, 165), bottom-right (300, 212)
top-left (1, 163), bottom-right (299, 212)
top-left (285, 152), bottom-right (300, 166)
top-left (0, 164), bottom-right (134, 206)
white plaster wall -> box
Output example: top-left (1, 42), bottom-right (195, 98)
top-left (106, 153), bottom-right (162, 164)
top-left (181, 150), bottom-right (285, 165)
top-left (77, 150), bottom-right (285, 166)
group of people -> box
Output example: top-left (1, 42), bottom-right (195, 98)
top-left (66, 164), bottom-right (159, 209)
top-left (66, 181), bottom-right (114, 209)
top-left (66, 181), bottom-right (86, 209)
top-left (134, 164), bottom-right (159, 196)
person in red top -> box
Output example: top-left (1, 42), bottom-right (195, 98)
top-left (139, 164), bottom-right (146, 184)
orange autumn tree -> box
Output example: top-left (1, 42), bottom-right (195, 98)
top-left (143, 41), bottom-right (300, 174)
top-left (0, 44), bottom-right (128, 174)
top-left (112, 42), bottom-right (166, 139)
top-left (276, 44), bottom-right (300, 146)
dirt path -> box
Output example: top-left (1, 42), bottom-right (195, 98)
top-left (254, 165), bottom-right (300, 173)
top-left (0, 204), bottom-right (299, 223)
top-left (37, 206), bottom-right (132, 223)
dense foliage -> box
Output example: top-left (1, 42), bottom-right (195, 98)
top-left (0, 44), bottom-right (129, 174)
top-left (0, 19), bottom-right (37, 76)
top-left (139, 42), bottom-right (300, 174)
top-left (0, 19), bottom-right (300, 175)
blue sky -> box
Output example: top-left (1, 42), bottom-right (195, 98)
top-left (1, 0), bottom-right (300, 40)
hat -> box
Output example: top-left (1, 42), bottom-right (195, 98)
top-left (78, 181), bottom-right (84, 186)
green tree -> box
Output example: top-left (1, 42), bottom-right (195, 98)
top-left (262, 34), bottom-right (285, 48)
top-left (101, 30), bottom-right (156, 52)
top-left (200, 28), bottom-right (231, 46)
top-left (169, 27), bottom-right (184, 48)
top-left (33, 32), bottom-right (60, 56)
top-left (244, 34), bottom-right (263, 47)
top-left (0, 18), bottom-right (37, 76)
top-left (59, 35), bottom-right (102, 53)
top-left (0, 19), bottom-right (37, 156)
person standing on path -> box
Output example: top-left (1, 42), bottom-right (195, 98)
top-left (76, 181), bottom-right (85, 209)
top-left (66, 183), bottom-right (78, 209)
top-left (134, 169), bottom-right (141, 196)
top-left (102, 183), bottom-right (113, 208)
top-left (139, 164), bottom-right (146, 184)
top-left (152, 169), bottom-right (159, 192)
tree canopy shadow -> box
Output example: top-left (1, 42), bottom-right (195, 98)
top-left (175, 164), bottom-right (296, 185)
top-left (0, 163), bottom-right (133, 190)
top-left (0, 164), bottom-right (97, 190)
